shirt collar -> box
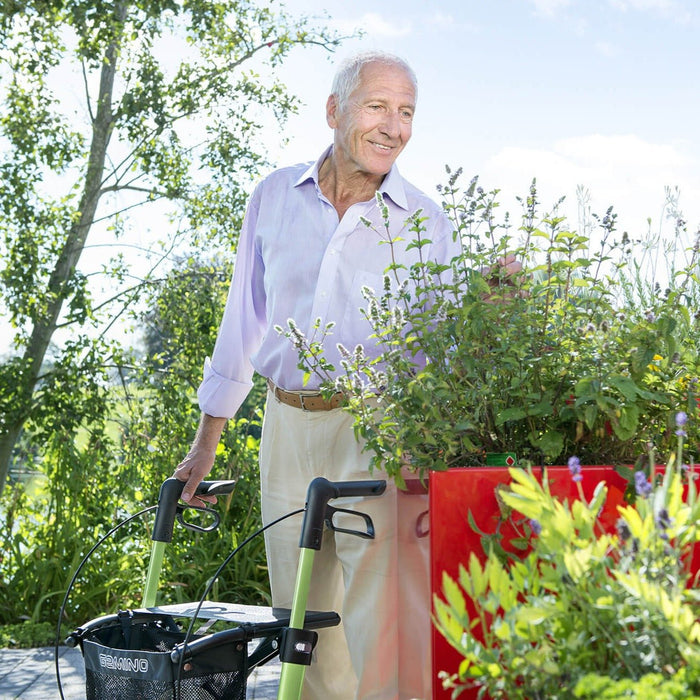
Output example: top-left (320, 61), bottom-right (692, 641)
top-left (294, 145), bottom-right (409, 211)
top-left (294, 147), bottom-right (329, 187)
top-left (378, 161), bottom-right (409, 211)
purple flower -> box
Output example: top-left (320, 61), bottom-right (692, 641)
top-left (568, 456), bottom-right (583, 483)
top-left (616, 518), bottom-right (631, 542)
top-left (675, 411), bottom-right (688, 437)
top-left (655, 508), bottom-right (673, 530)
top-left (529, 519), bottom-right (542, 536)
top-left (634, 471), bottom-right (652, 497)
top-left (655, 508), bottom-right (674, 541)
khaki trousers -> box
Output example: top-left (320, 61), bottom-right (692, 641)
top-left (259, 393), bottom-right (431, 700)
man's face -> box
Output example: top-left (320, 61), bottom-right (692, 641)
top-left (327, 61), bottom-right (415, 179)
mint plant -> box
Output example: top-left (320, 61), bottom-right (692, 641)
top-left (280, 172), bottom-right (699, 485)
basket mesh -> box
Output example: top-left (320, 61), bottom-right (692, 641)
top-left (85, 669), bottom-right (245, 700)
top-left (81, 617), bottom-right (247, 700)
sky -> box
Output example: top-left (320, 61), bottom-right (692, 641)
top-left (2, 0), bottom-right (699, 354)
top-left (267, 0), bottom-right (700, 242)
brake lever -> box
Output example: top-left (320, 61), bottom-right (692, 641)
top-left (324, 505), bottom-right (376, 540)
top-left (176, 503), bottom-right (222, 534)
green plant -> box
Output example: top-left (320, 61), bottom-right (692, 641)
top-left (0, 621), bottom-right (56, 648)
top-left (0, 255), bottom-right (269, 633)
top-left (573, 669), bottom-right (700, 699)
top-left (281, 173), bottom-right (699, 485)
top-left (0, 371), bottom-right (268, 633)
top-left (432, 423), bottom-right (700, 699)
top-left (0, 0), bottom-right (347, 494)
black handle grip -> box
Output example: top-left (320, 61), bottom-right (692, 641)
top-left (151, 477), bottom-right (237, 543)
top-left (300, 477), bottom-right (386, 550)
top-left (331, 479), bottom-right (386, 498)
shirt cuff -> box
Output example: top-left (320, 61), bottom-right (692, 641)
top-left (197, 357), bottom-right (254, 419)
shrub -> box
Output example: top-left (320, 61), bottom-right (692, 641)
top-left (433, 439), bottom-right (700, 698)
top-left (281, 173), bottom-right (699, 486)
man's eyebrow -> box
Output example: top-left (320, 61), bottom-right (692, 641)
top-left (363, 97), bottom-right (416, 109)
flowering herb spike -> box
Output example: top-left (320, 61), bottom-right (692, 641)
top-left (675, 411), bottom-right (688, 437)
top-left (634, 471), bottom-right (652, 498)
top-left (567, 456), bottom-right (583, 483)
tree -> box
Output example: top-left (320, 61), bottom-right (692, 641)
top-left (0, 0), bottom-right (345, 492)
top-left (0, 256), bottom-right (270, 626)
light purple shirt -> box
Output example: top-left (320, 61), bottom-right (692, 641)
top-left (198, 146), bottom-right (459, 419)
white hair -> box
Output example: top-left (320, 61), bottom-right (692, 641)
top-left (330, 50), bottom-right (417, 112)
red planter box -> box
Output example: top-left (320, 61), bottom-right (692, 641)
top-left (428, 465), bottom-right (698, 700)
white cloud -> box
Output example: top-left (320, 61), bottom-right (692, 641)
top-left (481, 134), bottom-right (700, 236)
top-left (428, 11), bottom-right (455, 28)
top-left (360, 12), bottom-right (413, 37)
top-left (427, 12), bottom-right (480, 33)
top-left (557, 133), bottom-right (689, 170)
top-left (594, 40), bottom-right (620, 57)
top-left (528, 0), bottom-right (573, 17)
top-left (330, 12), bottom-right (413, 38)
top-left (610, 0), bottom-right (673, 11)
top-left (608, 0), bottom-right (693, 21)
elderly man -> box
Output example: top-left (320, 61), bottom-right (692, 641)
top-left (175, 51), bottom-right (471, 699)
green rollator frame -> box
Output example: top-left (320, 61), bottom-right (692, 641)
top-left (277, 477), bottom-right (386, 699)
top-left (67, 474), bottom-right (386, 700)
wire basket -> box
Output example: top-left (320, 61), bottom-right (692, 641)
top-left (81, 615), bottom-right (247, 700)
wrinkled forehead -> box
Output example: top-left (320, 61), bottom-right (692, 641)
top-left (333, 57), bottom-right (418, 112)
top-left (354, 62), bottom-right (417, 103)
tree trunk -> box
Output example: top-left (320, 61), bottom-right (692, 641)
top-left (0, 424), bottom-right (23, 493)
top-left (0, 1), bottom-right (126, 494)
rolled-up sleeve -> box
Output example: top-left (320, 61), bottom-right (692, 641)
top-left (197, 357), bottom-right (255, 419)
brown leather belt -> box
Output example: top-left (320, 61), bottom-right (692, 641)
top-left (267, 378), bottom-right (344, 411)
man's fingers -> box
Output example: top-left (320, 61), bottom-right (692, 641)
top-left (181, 476), bottom-right (199, 503)
top-left (173, 439), bottom-right (219, 504)
top-left (181, 476), bottom-right (218, 505)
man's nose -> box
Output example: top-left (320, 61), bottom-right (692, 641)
top-left (379, 111), bottom-right (401, 138)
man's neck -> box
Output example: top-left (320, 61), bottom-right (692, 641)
top-left (318, 154), bottom-right (385, 220)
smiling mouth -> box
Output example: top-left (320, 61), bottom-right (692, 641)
top-left (371, 142), bottom-right (393, 152)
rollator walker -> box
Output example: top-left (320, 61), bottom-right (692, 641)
top-left (63, 474), bottom-right (386, 700)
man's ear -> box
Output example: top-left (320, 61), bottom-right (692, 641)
top-left (326, 94), bottom-right (338, 128)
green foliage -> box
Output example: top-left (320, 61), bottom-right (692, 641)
top-left (121, 260), bottom-right (271, 609)
top-left (283, 174), bottom-right (700, 485)
top-left (0, 621), bottom-right (56, 649)
top-left (0, 0), bottom-right (348, 491)
top-left (0, 0), bottom-right (344, 636)
top-left (574, 669), bottom-right (700, 699)
top-left (433, 457), bottom-right (700, 699)
top-left (0, 256), bottom-right (268, 632)
top-left (0, 424), bottom-right (144, 627)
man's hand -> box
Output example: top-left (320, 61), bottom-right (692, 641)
top-left (173, 413), bottom-right (227, 504)
top-left (481, 253), bottom-right (523, 283)
top-left (174, 446), bottom-right (218, 505)
top-left (480, 253), bottom-right (526, 302)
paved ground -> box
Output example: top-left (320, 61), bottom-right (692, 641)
top-left (0, 645), bottom-right (281, 699)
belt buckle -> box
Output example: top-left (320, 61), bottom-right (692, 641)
top-left (298, 393), bottom-right (311, 411)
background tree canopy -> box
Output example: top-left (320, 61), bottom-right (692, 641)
top-left (0, 0), bottom-right (348, 630)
